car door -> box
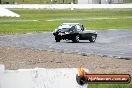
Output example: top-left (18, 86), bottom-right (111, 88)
top-left (81, 30), bottom-right (91, 39)
top-left (76, 25), bottom-right (87, 39)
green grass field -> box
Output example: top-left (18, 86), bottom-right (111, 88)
top-left (88, 83), bottom-right (132, 88)
top-left (0, 9), bottom-right (132, 33)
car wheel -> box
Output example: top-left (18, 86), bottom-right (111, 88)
top-left (72, 35), bottom-right (79, 43)
top-left (55, 36), bottom-right (61, 42)
top-left (89, 34), bottom-right (96, 43)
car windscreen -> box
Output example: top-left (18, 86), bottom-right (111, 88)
top-left (58, 24), bottom-right (72, 29)
top-left (58, 24), bottom-right (75, 32)
top-left (60, 28), bottom-right (70, 32)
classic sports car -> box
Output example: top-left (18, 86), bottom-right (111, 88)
top-left (53, 23), bottom-right (97, 43)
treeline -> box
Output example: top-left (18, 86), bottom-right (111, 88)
top-left (0, 0), bottom-right (77, 4)
top-left (1, 0), bottom-right (132, 4)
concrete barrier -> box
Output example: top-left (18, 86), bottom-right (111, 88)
top-left (0, 64), bottom-right (5, 73)
top-left (0, 67), bottom-right (88, 88)
top-left (0, 7), bottom-right (20, 17)
top-left (0, 4), bottom-right (132, 9)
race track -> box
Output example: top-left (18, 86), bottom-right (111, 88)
top-left (0, 30), bottom-right (132, 59)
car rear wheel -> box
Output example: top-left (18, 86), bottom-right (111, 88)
top-left (89, 34), bottom-right (96, 43)
top-left (55, 36), bottom-right (61, 42)
top-left (72, 35), bottom-right (80, 43)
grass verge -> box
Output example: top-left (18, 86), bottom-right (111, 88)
top-left (0, 9), bottom-right (132, 34)
top-left (88, 82), bottom-right (132, 88)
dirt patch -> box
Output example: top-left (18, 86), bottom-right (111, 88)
top-left (0, 46), bottom-right (132, 75)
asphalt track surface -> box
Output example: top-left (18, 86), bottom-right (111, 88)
top-left (0, 30), bottom-right (132, 59)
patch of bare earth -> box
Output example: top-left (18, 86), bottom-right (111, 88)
top-left (0, 46), bottom-right (132, 75)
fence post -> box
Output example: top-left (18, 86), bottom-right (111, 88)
top-left (71, 2), bottom-right (74, 10)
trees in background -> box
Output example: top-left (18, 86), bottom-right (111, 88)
top-left (0, 0), bottom-right (132, 4)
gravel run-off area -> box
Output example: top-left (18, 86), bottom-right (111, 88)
top-left (0, 46), bottom-right (132, 75)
